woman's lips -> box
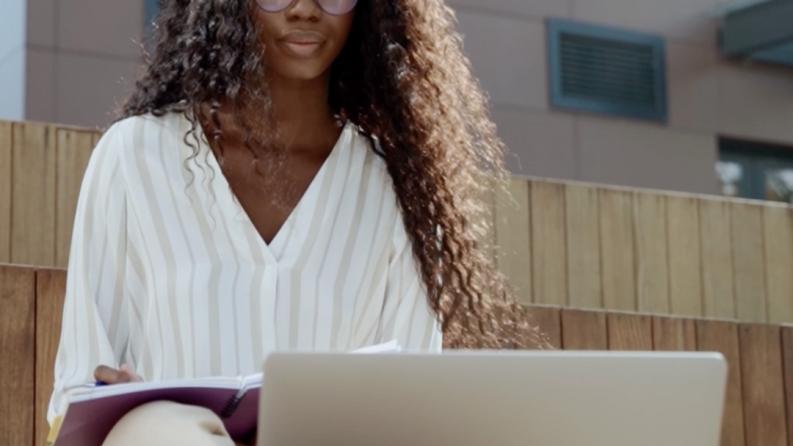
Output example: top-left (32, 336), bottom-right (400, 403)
top-left (279, 40), bottom-right (324, 58)
top-left (277, 30), bottom-right (326, 58)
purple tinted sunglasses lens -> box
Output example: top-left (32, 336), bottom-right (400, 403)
top-left (255, 0), bottom-right (290, 12)
top-left (317, 0), bottom-right (357, 15)
top-left (256, 0), bottom-right (357, 15)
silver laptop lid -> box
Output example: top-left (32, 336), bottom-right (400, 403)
top-left (258, 351), bottom-right (726, 446)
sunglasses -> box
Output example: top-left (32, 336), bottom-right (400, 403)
top-left (255, 0), bottom-right (358, 15)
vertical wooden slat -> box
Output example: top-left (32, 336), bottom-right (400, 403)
top-left (599, 188), bottom-right (636, 311)
top-left (731, 203), bottom-right (768, 323)
top-left (55, 129), bottom-right (95, 268)
top-left (560, 309), bottom-right (607, 350)
top-left (697, 320), bottom-right (745, 446)
top-left (634, 192), bottom-right (670, 313)
top-left (530, 181), bottom-right (567, 306)
top-left (652, 316), bottom-right (697, 351)
top-left (700, 199), bottom-right (736, 319)
top-left (523, 306), bottom-right (561, 349)
top-left (666, 196), bottom-right (703, 317)
top-left (0, 121), bottom-right (11, 263)
top-left (0, 266), bottom-right (36, 446)
top-left (764, 207), bottom-right (793, 324)
top-left (607, 312), bottom-right (653, 350)
top-left (738, 324), bottom-right (787, 446)
top-left (494, 178), bottom-right (532, 304)
top-left (565, 184), bottom-right (602, 309)
top-left (11, 123), bottom-right (56, 266)
top-left (35, 269), bottom-right (67, 446)
top-left (476, 177), bottom-right (497, 266)
top-left (782, 326), bottom-right (793, 446)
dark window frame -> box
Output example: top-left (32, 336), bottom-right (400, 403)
top-left (720, 137), bottom-right (793, 202)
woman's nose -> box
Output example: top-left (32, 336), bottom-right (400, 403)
top-left (284, 0), bottom-right (322, 21)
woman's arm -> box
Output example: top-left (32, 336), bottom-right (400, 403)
top-left (48, 122), bottom-right (132, 424)
top-left (376, 220), bottom-right (443, 352)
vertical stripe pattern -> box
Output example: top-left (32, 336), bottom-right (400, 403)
top-left (47, 112), bottom-right (442, 423)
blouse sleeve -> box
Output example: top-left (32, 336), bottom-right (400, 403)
top-left (47, 122), bottom-right (130, 424)
top-left (377, 220), bottom-right (443, 352)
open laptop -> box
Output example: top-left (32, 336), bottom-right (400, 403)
top-left (258, 351), bottom-right (726, 446)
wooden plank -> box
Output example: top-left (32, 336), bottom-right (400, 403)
top-left (0, 121), bottom-right (11, 263)
top-left (700, 199), bottom-right (736, 319)
top-left (598, 188), bottom-right (636, 311)
top-left (560, 309), bottom-right (607, 350)
top-left (476, 177), bottom-right (497, 266)
top-left (633, 192), bottom-right (670, 313)
top-left (35, 269), bottom-right (67, 446)
top-left (530, 181), bottom-right (567, 306)
top-left (782, 326), bottom-right (793, 446)
top-left (494, 178), bottom-right (532, 304)
top-left (697, 320), bottom-right (745, 446)
top-left (55, 128), bottom-right (94, 268)
top-left (731, 203), bottom-right (767, 323)
top-left (565, 184), bottom-right (602, 309)
top-left (523, 306), bottom-right (561, 349)
top-left (764, 207), bottom-right (793, 324)
top-left (11, 122), bottom-right (56, 266)
top-left (738, 324), bottom-right (787, 446)
top-left (0, 265), bottom-right (36, 446)
top-left (607, 312), bottom-right (653, 350)
top-left (652, 316), bottom-right (697, 351)
top-left (666, 196), bottom-right (703, 317)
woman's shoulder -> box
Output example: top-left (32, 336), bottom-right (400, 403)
top-left (348, 123), bottom-right (389, 177)
top-left (96, 111), bottom-right (190, 163)
top-left (87, 112), bottom-right (190, 187)
top-left (104, 111), bottom-right (186, 143)
top-left (347, 125), bottom-right (412, 250)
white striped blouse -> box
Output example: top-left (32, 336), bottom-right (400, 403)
top-left (48, 112), bottom-right (442, 422)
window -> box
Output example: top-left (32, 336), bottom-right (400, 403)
top-left (718, 138), bottom-right (793, 204)
top-left (547, 19), bottom-right (668, 122)
top-left (145, 0), bottom-right (159, 34)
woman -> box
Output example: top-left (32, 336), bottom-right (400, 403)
top-left (49, 0), bottom-right (545, 444)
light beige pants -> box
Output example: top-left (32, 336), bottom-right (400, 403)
top-left (102, 401), bottom-right (243, 446)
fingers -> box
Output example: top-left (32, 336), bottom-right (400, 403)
top-left (94, 365), bottom-right (125, 384)
top-left (93, 364), bottom-right (141, 384)
top-left (119, 363), bottom-right (143, 382)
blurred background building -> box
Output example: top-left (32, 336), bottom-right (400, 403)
top-left (1, 0), bottom-right (792, 202)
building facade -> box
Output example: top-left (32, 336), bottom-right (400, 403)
top-left (2, 0), bottom-right (792, 201)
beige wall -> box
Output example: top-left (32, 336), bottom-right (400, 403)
top-left (25, 0), bottom-right (144, 127)
top-left (17, 0), bottom-right (793, 195)
top-left (448, 0), bottom-right (793, 195)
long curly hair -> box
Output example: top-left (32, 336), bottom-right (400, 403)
top-left (119, 0), bottom-right (548, 349)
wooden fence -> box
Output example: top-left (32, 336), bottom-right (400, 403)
top-left (0, 264), bottom-right (790, 446)
top-left (0, 121), bottom-right (99, 268)
top-left (1, 119), bottom-right (792, 323)
top-left (491, 177), bottom-right (793, 323)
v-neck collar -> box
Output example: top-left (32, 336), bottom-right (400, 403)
top-left (185, 112), bottom-right (353, 263)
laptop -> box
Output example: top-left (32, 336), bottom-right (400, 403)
top-left (257, 351), bottom-right (726, 446)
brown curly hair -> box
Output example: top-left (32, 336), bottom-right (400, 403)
top-left (119, 0), bottom-right (548, 349)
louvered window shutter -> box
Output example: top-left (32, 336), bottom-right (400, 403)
top-left (548, 19), bottom-right (667, 122)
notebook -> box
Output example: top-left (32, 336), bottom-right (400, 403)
top-left (49, 340), bottom-right (401, 446)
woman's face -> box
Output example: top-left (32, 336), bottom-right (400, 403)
top-left (253, 0), bottom-right (355, 82)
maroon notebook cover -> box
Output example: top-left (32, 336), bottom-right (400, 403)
top-left (54, 385), bottom-right (259, 445)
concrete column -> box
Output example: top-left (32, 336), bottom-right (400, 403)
top-left (0, 0), bottom-right (27, 120)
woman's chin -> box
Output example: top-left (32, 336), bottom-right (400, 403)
top-left (268, 59), bottom-right (332, 84)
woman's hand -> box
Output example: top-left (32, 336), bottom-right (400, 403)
top-left (93, 363), bottom-right (142, 385)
